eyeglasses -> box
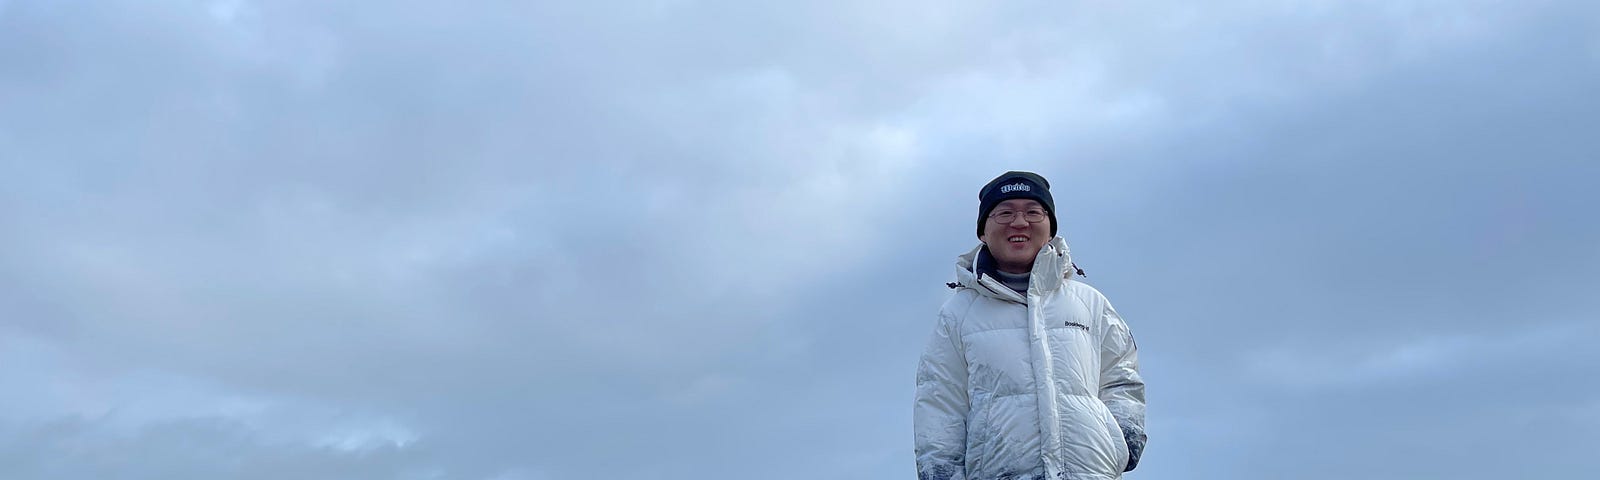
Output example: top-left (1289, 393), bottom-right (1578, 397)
top-left (988, 209), bottom-right (1048, 224)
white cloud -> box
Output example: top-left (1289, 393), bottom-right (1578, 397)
top-left (1245, 320), bottom-right (1590, 389)
top-left (3, 0), bottom-right (1598, 478)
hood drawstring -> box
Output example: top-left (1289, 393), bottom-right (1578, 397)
top-left (946, 282), bottom-right (963, 289)
top-left (1072, 262), bottom-right (1086, 277)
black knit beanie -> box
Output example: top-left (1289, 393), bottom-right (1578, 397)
top-left (977, 171), bottom-right (1057, 237)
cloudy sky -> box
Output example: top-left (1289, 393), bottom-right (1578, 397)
top-left (3, 0), bottom-right (1598, 478)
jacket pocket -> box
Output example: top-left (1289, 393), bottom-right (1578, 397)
top-left (965, 397), bottom-right (988, 475)
top-left (1097, 403), bottom-right (1130, 472)
top-left (1057, 395), bottom-right (1126, 476)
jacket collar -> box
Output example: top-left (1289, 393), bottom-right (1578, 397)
top-left (953, 237), bottom-right (1074, 301)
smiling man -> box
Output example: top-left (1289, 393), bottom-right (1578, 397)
top-left (915, 171), bottom-right (1147, 480)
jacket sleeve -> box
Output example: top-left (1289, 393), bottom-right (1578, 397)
top-left (1098, 301), bottom-right (1147, 472)
top-left (914, 308), bottom-right (968, 480)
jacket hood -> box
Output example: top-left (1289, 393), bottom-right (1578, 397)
top-left (954, 237), bottom-right (1075, 300)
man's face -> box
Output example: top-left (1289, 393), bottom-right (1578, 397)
top-left (980, 199), bottom-right (1052, 274)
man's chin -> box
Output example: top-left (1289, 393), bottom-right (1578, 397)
top-left (1004, 244), bottom-right (1041, 256)
top-left (995, 253), bottom-right (1036, 270)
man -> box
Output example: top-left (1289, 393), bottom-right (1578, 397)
top-left (915, 171), bottom-right (1146, 480)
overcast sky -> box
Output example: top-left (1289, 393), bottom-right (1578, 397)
top-left (3, 1), bottom-right (1599, 479)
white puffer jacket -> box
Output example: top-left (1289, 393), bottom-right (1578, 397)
top-left (915, 238), bottom-right (1145, 480)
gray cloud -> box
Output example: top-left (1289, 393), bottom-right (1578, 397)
top-left (3, 0), bottom-right (1599, 478)
top-left (0, 416), bottom-right (438, 480)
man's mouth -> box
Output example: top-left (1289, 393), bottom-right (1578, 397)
top-left (1008, 235), bottom-right (1029, 243)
